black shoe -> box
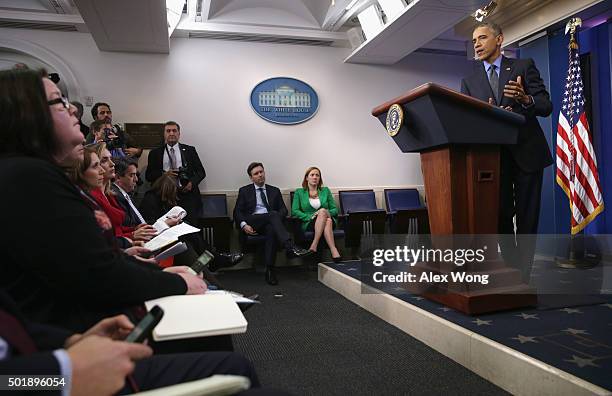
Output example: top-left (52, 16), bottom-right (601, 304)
top-left (286, 246), bottom-right (313, 259)
top-left (265, 268), bottom-right (278, 285)
top-left (208, 252), bottom-right (244, 272)
top-left (332, 256), bottom-right (343, 263)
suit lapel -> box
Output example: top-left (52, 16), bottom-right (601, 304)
top-left (498, 56), bottom-right (514, 106)
top-left (179, 143), bottom-right (187, 167)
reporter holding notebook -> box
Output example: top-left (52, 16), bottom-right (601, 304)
top-left (0, 68), bottom-right (206, 333)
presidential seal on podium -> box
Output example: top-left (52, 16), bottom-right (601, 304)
top-left (386, 103), bottom-right (403, 137)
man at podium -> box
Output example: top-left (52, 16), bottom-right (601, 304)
top-left (460, 22), bottom-right (553, 276)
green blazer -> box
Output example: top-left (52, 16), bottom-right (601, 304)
top-left (291, 187), bottom-right (338, 231)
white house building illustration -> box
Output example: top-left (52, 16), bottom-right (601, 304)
top-left (258, 85), bottom-right (311, 108)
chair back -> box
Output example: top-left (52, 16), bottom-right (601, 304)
top-left (338, 190), bottom-right (377, 214)
top-left (384, 188), bottom-right (422, 212)
top-left (201, 194), bottom-right (228, 217)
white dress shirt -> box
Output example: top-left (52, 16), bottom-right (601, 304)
top-left (163, 143), bottom-right (182, 171)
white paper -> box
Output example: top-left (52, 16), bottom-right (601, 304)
top-left (144, 222), bottom-right (200, 251)
top-left (154, 242), bottom-right (188, 261)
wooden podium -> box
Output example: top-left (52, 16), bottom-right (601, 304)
top-left (372, 83), bottom-right (536, 314)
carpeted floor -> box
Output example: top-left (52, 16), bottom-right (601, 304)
top-left (218, 266), bottom-right (509, 396)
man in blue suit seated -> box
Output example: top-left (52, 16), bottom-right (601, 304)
top-left (460, 22), bottom-right (553, 278)
top-left (234, 162), bottom-right (312, 285)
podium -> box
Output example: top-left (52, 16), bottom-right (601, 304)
top-left (372, 83), bottom-right (536, 314)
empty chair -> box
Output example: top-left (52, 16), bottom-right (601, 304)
top-left (199, 194), bottom-right (232, 252)
top-left (384, 188), bottom-right (429, 234)
top-left (338, 190), bottom-right (386, 248)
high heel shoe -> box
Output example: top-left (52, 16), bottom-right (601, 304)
top-left (332, 255), bottom-right (343, 263)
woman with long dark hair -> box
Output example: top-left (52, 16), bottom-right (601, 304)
top-left (0, 69), bottom-right (206, 333)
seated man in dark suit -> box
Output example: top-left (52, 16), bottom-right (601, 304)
top-left (114, 158), bottom-right (243, 271)
top-left (0, 290), bottom-right (263, 396)
top-left (234, 162), bottom-right (312, 285)
top-left (146, 121), bottom-right (206, 222)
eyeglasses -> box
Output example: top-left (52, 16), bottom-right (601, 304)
top-left (47, 96), bottom-right (71, 110)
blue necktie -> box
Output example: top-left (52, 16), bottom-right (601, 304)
top-left (489, 64), bottom-right (499, 103)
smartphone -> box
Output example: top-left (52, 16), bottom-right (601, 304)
top-left (190, 250), bottom-right (215, 274)
top-left (125, 305), bottom-right (164, 343)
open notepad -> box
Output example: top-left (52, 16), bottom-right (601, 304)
top-left (144, 222), bottom-right (200, 252)
top-left (144, 294), bottom-right (248, 341)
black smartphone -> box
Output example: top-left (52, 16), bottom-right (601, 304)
top-left (125, 305), bottom-right (164, 343)
top-left (190, 250), bottom-right (215, 274)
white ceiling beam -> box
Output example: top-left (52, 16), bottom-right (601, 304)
top-left (0, 9), bottom-right (84, 24)
top-left (345, 0), bottom-right (488, 64)
top-left (177, 19), bottom-right (348, 41)
top-left (72, 0), bottom-right (169, 53)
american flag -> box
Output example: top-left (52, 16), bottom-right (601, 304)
top-left (555, 39), bottom-right (604, 234)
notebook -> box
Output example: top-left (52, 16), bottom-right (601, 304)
top-left (144, 294), bottom-right (248, 341)
top-left (144, 222), bottom-right (200, 252)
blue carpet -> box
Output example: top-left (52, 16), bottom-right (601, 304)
top-left (327, 259), bottom-right (612, 391)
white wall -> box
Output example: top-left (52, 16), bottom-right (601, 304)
top-left (0, 28), bottom-right (473, 192)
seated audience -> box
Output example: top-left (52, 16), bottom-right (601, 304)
top-left (0, 289), bottom-right (267, 396)
top-left (140, 173), bottom-right (243, 271)
top-left (292, 167), bottom-right (342, 262)
top-left (0, 68), bottom-right (206, 332)
top-left (234, 162), bottom-right (312, 285)
top-left (86, 143), bottom-right (157, 246)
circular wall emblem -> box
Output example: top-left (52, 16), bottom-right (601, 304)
top-left (386, 104), bottom-right (403, 137)
top-left (250, 77), bottom-right (319, 125)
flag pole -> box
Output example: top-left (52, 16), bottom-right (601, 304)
top-left (554, 17), bottom-right (599, 269)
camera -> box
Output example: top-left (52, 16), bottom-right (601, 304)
top-left (177, 166), bottom-right (191, 186)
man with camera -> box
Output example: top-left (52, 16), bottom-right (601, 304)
top-left (89, 119), bottom-right (126, 158)
top-left (145, 121), bottom-right (206, 222)
top-left (89, 102), bottom-right (143, 158)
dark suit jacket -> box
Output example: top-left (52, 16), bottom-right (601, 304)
top-left (0, 156), bottom-right (187, 333)
top-left (233, 184), bottom-right (287, 228)
top-left (0, 290), bottom-right (69, 385)
top-left (145, 143), bottom-right (206, 191)
top-left (111, 183), bottom-right (142, 227)
top-left (460, 56), bottom-right (553, 172)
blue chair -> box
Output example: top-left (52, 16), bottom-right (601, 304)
top-left (199, 194), bottom-right (232, 252)
top-left (289, 190), bottom-right (344, 250)
top-left (338, 190), bottom-right (386, 248)
top-left (384, 188), bottom-right (429, 234)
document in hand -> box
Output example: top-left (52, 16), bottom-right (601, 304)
top-left (144, 294), bottom-right (248, 341)
top-left (152, 206), bottom-right (187, 233)
top-left (154, 242), bottom-right (188, 261)
top-left (144, 222), bottom-right (200, 252)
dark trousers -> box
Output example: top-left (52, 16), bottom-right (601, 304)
top-left (247, 212), bottom-right (290, 268)
top-left (178, 190), bottom-right (202, 224)
top-left (119, 351), bottom-right (260, 394)
top-left (498, 151), bottom-right (544, 280)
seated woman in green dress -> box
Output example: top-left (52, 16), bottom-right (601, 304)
top-left (291, 166), bottom-right (342, 262)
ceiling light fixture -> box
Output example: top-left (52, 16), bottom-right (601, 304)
top-left (474, 0), bottom-right (497, 22)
